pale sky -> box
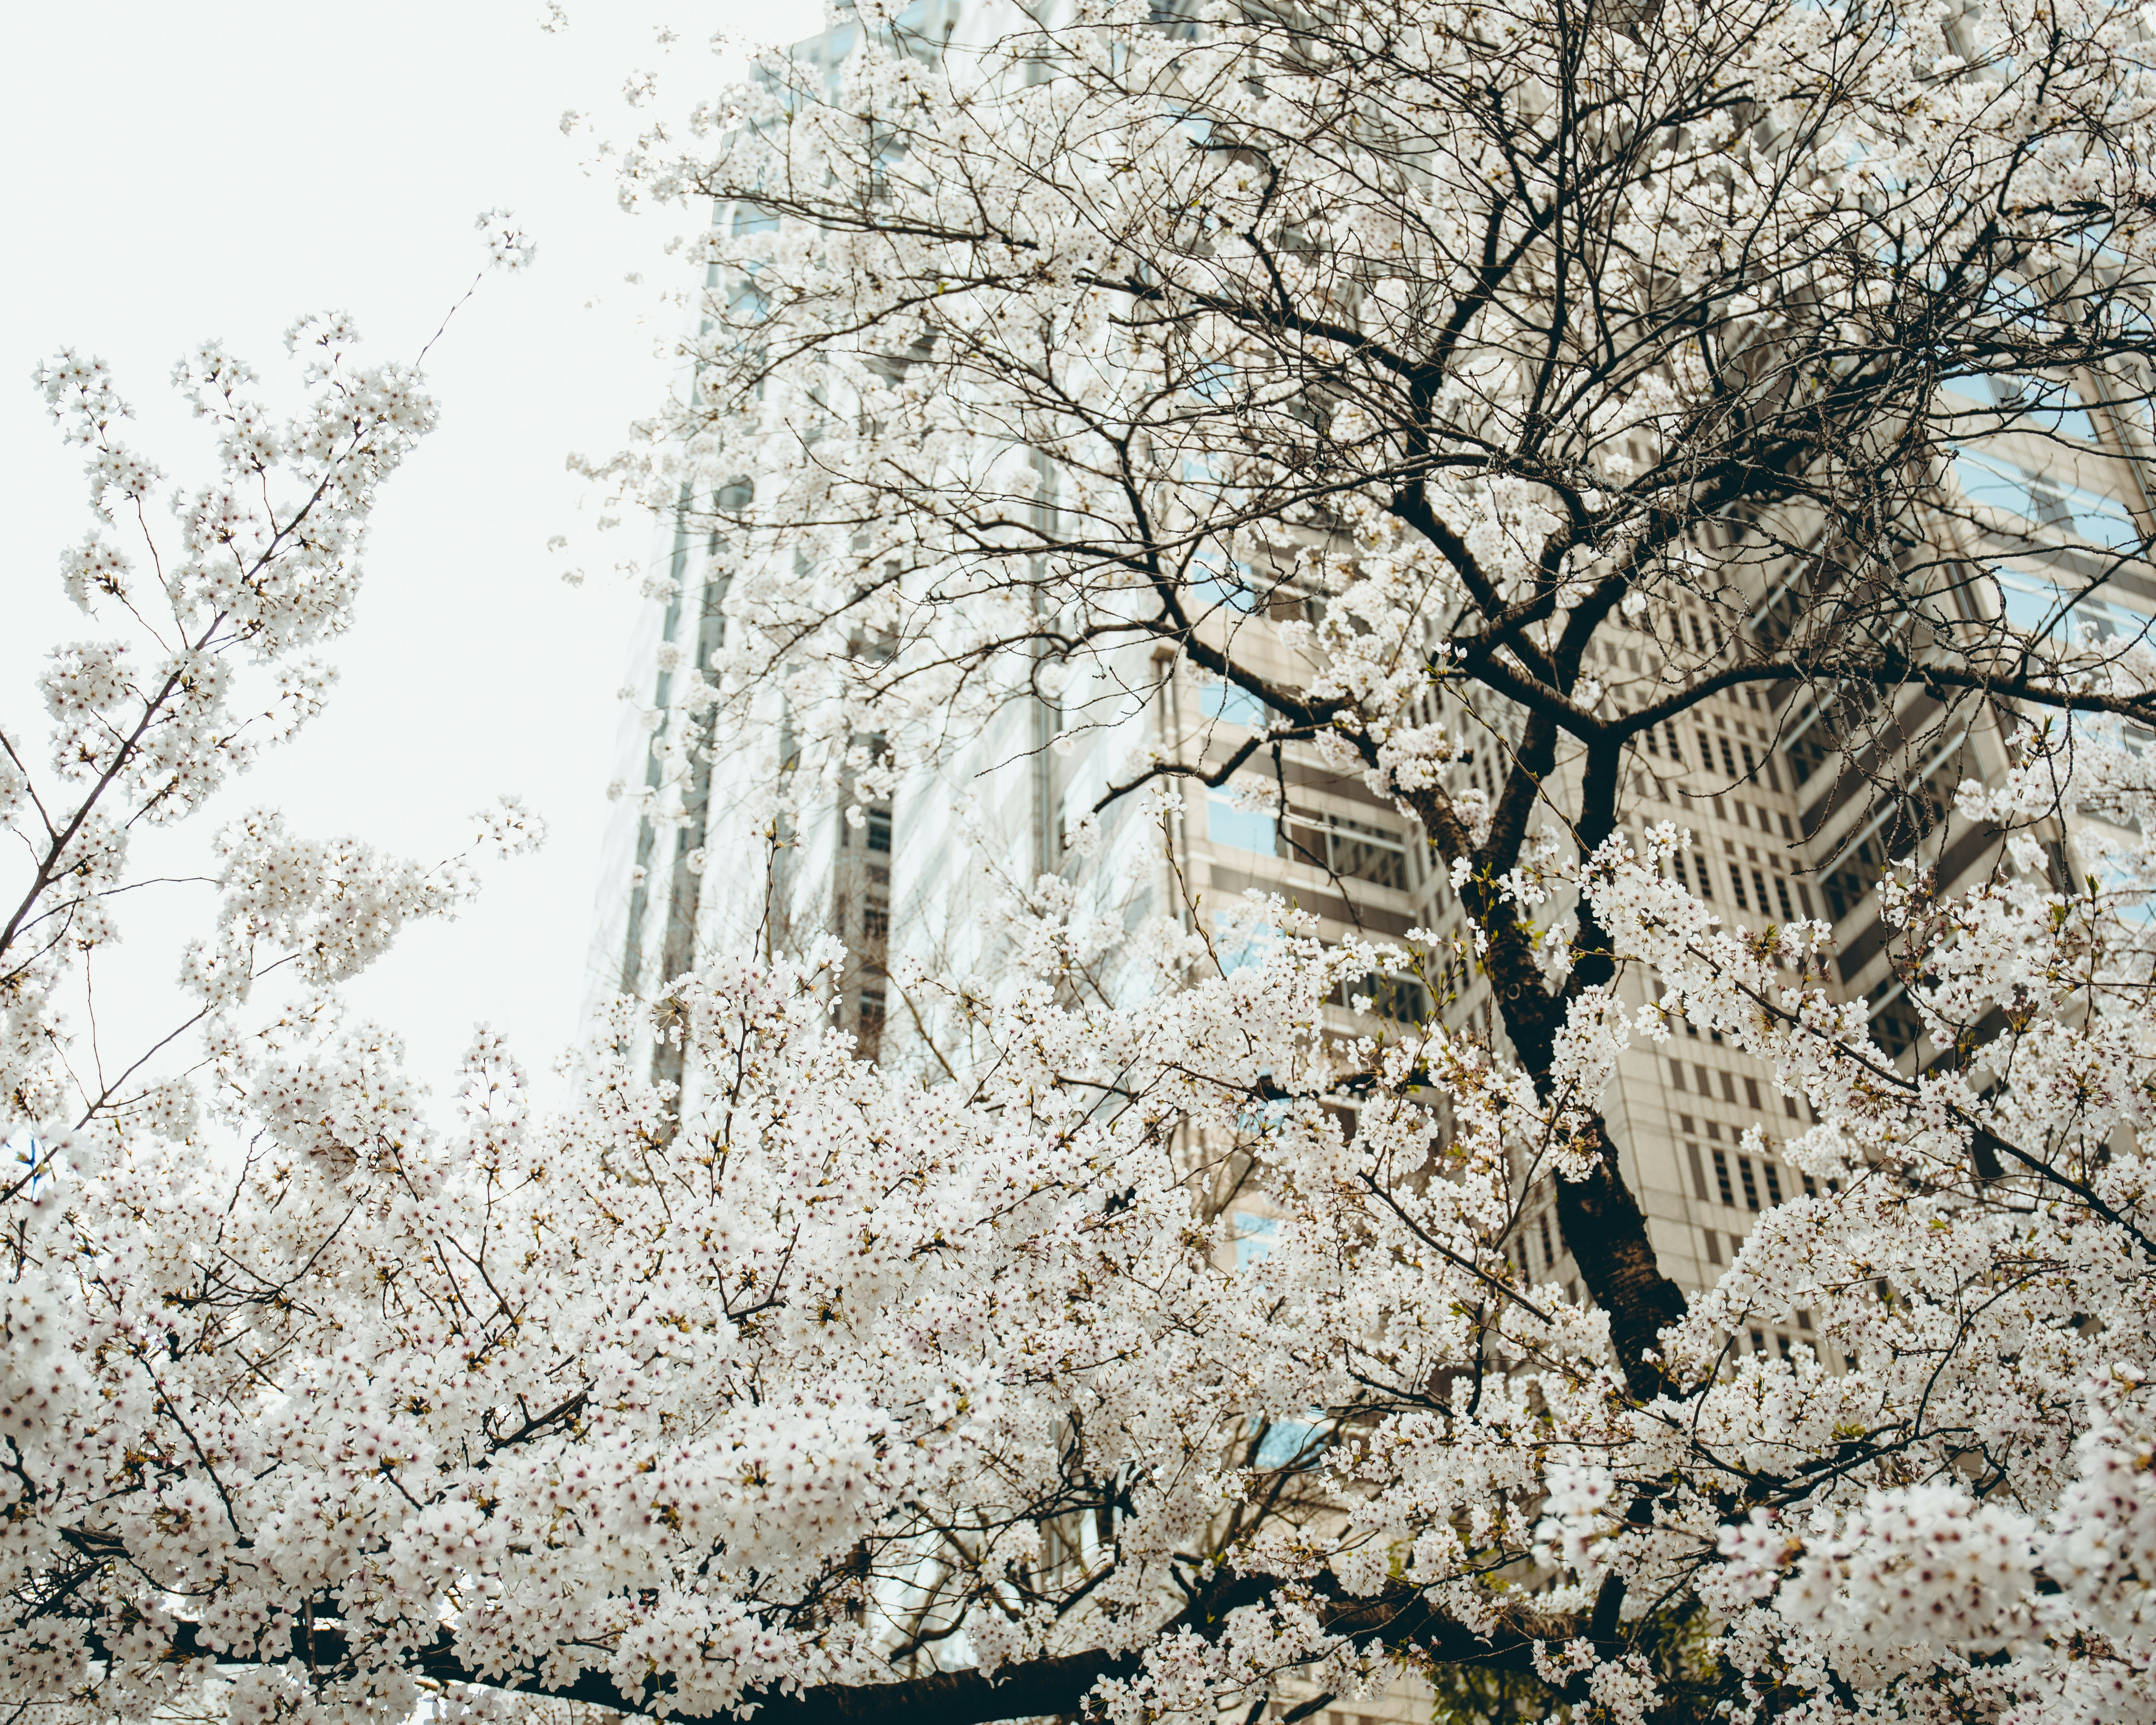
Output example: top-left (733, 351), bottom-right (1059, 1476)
top-left (0, 2), bottom-right (813, 1106)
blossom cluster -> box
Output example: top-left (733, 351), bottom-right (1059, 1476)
top-left (3, 736), bottom-right (2152, 1722)
top-left (7, 3), bottom-right (2156, 1722)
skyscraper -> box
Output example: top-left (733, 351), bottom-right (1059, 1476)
top-left (579, 17), bottom-right (2153, 1722)
top-left (588, 0), bottom-right (2153, 1373)
top-left (598, 461), bottom-right (2143, 1328)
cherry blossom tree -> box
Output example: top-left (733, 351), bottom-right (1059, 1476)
top-left (597, 0), bottom-right (2156, 1401)
top-left (4, 12), bottom-right (2156, 1725)
top-left (7, 712), bottom-right (2156, 1725)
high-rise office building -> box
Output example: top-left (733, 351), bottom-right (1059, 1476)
top-left (586, 18), bottom-right (2151, 1712)
top-left (596, 417), bottom-right (2146, 1316)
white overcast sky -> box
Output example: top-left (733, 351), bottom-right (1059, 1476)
top-left (0, 1), bottom-right (813, 1106)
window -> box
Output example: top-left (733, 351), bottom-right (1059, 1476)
top-left (1942, 372), bottom-right (2100, 443)
top-left (1252, 1412), bottom-right (1319, 1469)
top-left (1874, 998), bottom-right (1925, 1059)
top-left (862, 903), bottom-right (890, 942)
top-left (1202, 680), bottom-right (1268, 727)
top-left (858, 988), bottom-right (886, 1057)
top-left (1956, 452), bottom-right (2141, 551)
top-left (1192, 548), bottom-right (1263, 613)
top-left (1702, 1228), bottom-right (1721, 1265)
top-left (1775, 876), bottom-right (1797, 921)
top-left (1207, 794), bottom-right (1278, 856)
top-left (1823, 839), bottom-right (1886, 922)
top-left (1326, 815), bottom-right (1409, 891)
top-left (1713, 1148), bottom-right (1736, 1207)
top-left (1764, 1163), bottom-right (1784, 1206)
top-left (1739, 1157), bottom-right (1761, 1212)
top-left (1686, 1141), bottom-right (1709, 1200)
top-left (1732, 869), bottom-right (1750, 911)
top-left (1991, 563), bottom-right (2137, 641)
top-left (1329, 971), bottom-right (1429, 1023)
top-left (1788, 723), bottom-right (1834, 787)
top-left (1539, 1214), bottom-right (1557, 1273)
top-left (1744, 1076), bottom-right (1763, 1111)
top-left (866, 806), bottom-right (893, 853)
top-left (1289, 811), bottom-right (1409, 890)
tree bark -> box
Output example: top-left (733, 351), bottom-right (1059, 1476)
top-left (1397, 770), bottom-right (1689, 1402)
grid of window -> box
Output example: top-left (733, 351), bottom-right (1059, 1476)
top-left (1327, 971), bottom-right (1430, 1022)
top-left (1282, 812), bottom-right (1409, 889)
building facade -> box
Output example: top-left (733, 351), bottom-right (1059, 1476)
top-left (584, 5), bottom-right (2154, 1709)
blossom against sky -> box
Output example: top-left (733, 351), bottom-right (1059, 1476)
top-left (0, 1), bottom-right (813, 1101)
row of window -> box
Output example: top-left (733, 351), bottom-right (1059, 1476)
top-left (1953, 449), bottom-right (2141, 553)
top-left (1205, 794), bottom-right (1414, 892)
top-left (1636, 768), bottom-right (1799, 844)
top-left (1664, 845), bottom-right (1813, 923)
top-left (1682, 1114), bottom-right (1833, 1213)
top-left (1263, 1707), bottom-right (1397, 1725)
top-left (1734, 1320), bottom-right (1814, 1360)
top-left (1510, 1206), bottom-right (1563, 1280)
top-left (1641, 720), bottom-right (1784, 793)
top-left (1650, 606), bottom-right (1729, 658)
top-left (837, 803), bottom-right (893, 853)
top-left (1668, 1059), bottom-right (1798, 1119)
top-left (1691, 1139), bottom-right (1786, 1212)
top-left (1326, 970), bottom-right (1430, 1023)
